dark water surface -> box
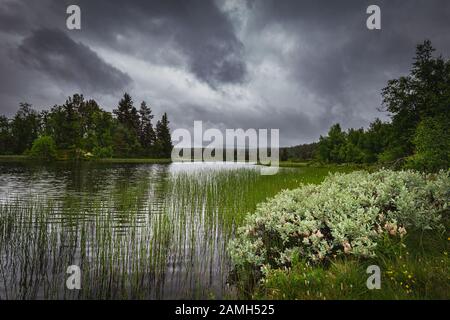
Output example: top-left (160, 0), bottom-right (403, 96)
top-left (0, 161), bottom-right (258, 299)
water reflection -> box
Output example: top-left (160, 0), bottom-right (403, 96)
top-left (0, 162), bottom-right (255, 299)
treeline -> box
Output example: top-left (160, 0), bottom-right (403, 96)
top-left (281, 143), bottom-right (317, 162)
top-left (0, 93), bottom-right (173, 160)
top-left (287, 40), bottom-right (449, 172)
top-left (316, 119), bottom-right (390, 164)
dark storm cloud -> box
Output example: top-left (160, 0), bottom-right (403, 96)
top-left (60, 0), bottom-right (247, 86)
top-left (1, 0), bottom-right (450, 145)
top-left (165, 102), bottom-right (320, 147)
top-left (15, 28), bottom-right (132, 94)
top-left (244, 0), bottom-right (450, 135)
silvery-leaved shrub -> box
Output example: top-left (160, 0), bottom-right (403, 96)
top-left (228, 170), bottom-right (449, 272)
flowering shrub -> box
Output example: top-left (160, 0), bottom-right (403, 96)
top-left (229, 170), bottom-right (449, 271)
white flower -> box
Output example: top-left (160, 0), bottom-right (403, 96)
top-left (398, 226), bottom-right (407, 237)
top-left (315, 230), bottom-right (324, 238)
top-left (343, 241), bottom-right (352, 254)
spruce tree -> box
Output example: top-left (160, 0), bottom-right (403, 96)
top-left (113, 93), bottom-right (140, 136)
top-left (139, 101), bottom-right (156, 156)
top-left (382, 40), bottom-right (450, 161)
top-left (155, 112), bottom-right (173, 158)
top-left (11, 103), bottom-right (41, 154)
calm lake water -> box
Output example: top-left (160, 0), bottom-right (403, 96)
top-left (0, 161), bottom-right (261, 299)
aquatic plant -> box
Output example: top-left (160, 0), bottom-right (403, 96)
top-left (0, 164), bottom-right (351, 299)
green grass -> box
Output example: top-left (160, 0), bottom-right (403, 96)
top-left (0, 155), bottom-right (29, 162)
top-left (276, 160), bottom-right (374, 170)
top-left (278, 161), bottom-right (309, 167)
top-left (252, 225), bottom-right (449, 300)
top-left (94, 158), bottom-right (172, 164)
top-left (0, 164), bottom-right (352, 299)
top-left (0, 155), bottom-right (172, 164)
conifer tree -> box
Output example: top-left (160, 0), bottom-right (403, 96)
top-left (113, 93), bottom-right (140, 135)
top-left (139, 101), bottom-right (156, 155)
top-left (155, 112), bottom-right (173, 158)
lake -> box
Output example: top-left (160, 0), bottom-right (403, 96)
top-left (0, 161), bottom-right (348, 299)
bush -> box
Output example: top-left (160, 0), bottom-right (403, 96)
top-left (229, 170), bottom-right (449, 273)
top-left (93, 146), bottom-right (113, 159)
top-left (29, 136), bottom-right (57, 161)
top-left (406, 115), bottom-right (450, 172)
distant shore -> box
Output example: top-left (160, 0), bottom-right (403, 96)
top-left (0, 155), bottom-right (171, 164)
top-left (0, 156), bottom-right (371, 170)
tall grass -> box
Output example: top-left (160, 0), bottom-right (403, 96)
top-left (0, 165), bottom-right (352, 299)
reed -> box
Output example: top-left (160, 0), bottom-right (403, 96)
top-left (0, 165), bottom-right (351, 299)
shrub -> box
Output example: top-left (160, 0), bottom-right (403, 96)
top-left (29, 136), bottom-right (57, 161)
top-left (406, 115), bottom-right (450, 172)
top-left (228, 170), bottom-right (449, 273)
top-left (93, 146), bottom-right (113, 159)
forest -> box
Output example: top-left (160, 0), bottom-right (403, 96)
top-left (0, 40), bottom-right (448, 172)
top-left (285, 40), bottom-right (449, 172)
top-left (0, 93), bottom-right (173, 160)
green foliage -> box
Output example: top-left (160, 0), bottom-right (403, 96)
top-left (317, 124), bottom-right (347, 163)
top-left (364, 119), bottom-right (391, 162)
top-left (47, 95), bottom-right (85, 150)
top-left (382, 40), bottom-right (449, 159)
top-left (138, 101), bottom-right (156, 156)
top-left (113, 93), bottom-right (140, 136)
top-left (112, 124), bottom-right (142, 157)
top-left (284, 143), bottom-right (317, 161)
top-left (316, 120), bottom-right (392, 164)
top-left (11, 103), bottom-right (41, 154)
top-left (29, 136), bottom-right (57, 161)
top-left (406, 114), bottom-right (450, 171)
top-left (155, 112), bottom-right (173, 158)
top-left (315, 41), bottom-right (450, 171)
top-left (0, 93), bottom-right (173, 160)
top-left (381, 40), bottom-right (450, 164)
top-left (92, 146), bottom-right (113, 159)
top-left (280, 148), bottom-right (289, 161)
top-left (0, 116), bottom-right (13, 155)
top-left (229, 170), bottom-right (449, 272)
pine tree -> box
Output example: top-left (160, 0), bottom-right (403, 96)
top-left (113, 93), bottom-right (140, 136)
top-left (155, 112), bottom-right (173, 158)
top-left (381, 40), bottom-right (449, 161)
top-left (0, 116), bottom-right (13, 155)
top-left (11, 103), bottom-right (41, 154)
top-left (139, 101), bottom-right (156, 156)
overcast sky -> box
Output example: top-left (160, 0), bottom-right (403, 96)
top-left (1, 0), bottom-right (449, 146)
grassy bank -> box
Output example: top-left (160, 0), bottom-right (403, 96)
top-left (0, 155), bottom-right (172, 164)
top-left (0, 156), bottom-right (375, 168)
top-left (254, 228), bottom-right (449, 299)
top-left (278, 161), bottom-right (309, 168)
top-left (94, 158), bottom-right (172, 164)
top-left (0, 155), bottom-right (29, 162)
